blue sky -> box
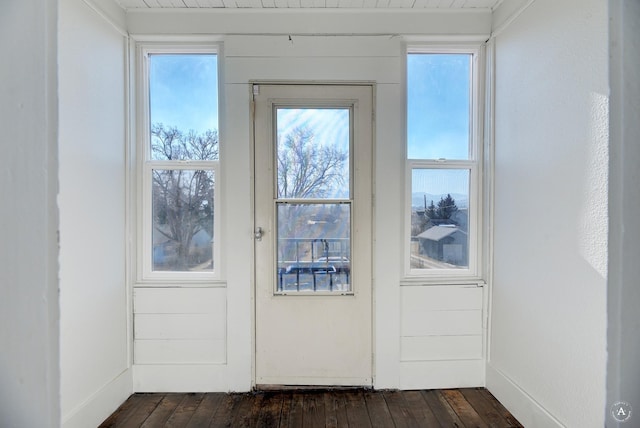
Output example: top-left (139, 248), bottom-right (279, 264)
top-left (407, 53), bottom-right (471, 161)
top-left (149, 54), bottom-right (218, 134)
top-left (276, 107), bottom-right (350, 155)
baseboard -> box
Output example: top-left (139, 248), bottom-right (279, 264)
top-left (486, 363), bottom-right (564, 428)
top-left (133, 364), bottom-right (230, 392)
top-left (62, 368), bottom-right (133, 428)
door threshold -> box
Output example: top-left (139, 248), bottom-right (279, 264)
top-left (254, 384), bottom-right (371, 392)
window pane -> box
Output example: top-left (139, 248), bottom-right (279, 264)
top-left (276, 108), bottom-right (350, 199)
top-left (149, 54), bottom-right (218, 160)
top-left (407, 54), bottom-right (471, 160)
top-left (411, 169), bottom-right (469, 269)
top-left (277, 203), bottom-right (351, 292)
top-left (152, 169), bottom-right (214, 272)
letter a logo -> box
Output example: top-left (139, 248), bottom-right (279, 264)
top-left (611, 401), bottom-right (632, 423)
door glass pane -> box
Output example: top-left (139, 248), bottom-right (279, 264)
top-left (277, 203), bottom-right (351, 293)
top-left (407, 54), bottom-right (471, 160)
top-left (411, 169), bottom-right (469, 269)
top-left (276, 108), bottom-right (350, 199)
top-left (152, 169), bottom-right (214, 272)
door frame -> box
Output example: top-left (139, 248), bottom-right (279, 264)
top-left (249, 81), bottom-right (377, 388)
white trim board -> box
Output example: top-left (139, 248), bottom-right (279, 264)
top-left (82, 0), bottom-right (128, 36)
top-left (486, 363), bottom-right (564, 428)
top-left (62, 369), bottom-right (132, 428)
top-left (126, 9), bottom-right (492, 36)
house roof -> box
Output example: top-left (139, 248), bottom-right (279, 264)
top-left (417, 225), bottom-right (465, 242)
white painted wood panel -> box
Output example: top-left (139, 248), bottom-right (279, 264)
top-left (126, 9), bottom-right (492, 37)
top-left (401, 335), bottom-right (482, 361)
top-left (133, 365), bottom-right (229, 392)
top-left (373, 83), bottom-right (404, 388)
top-left (135, 339), bottom-right (226, 364)
top-left (220, 82), bottom-right (254, 392)
top-left (134, 287), bottom-right (226, 314)
top-left (135, 313), bottom-right (226, 339)
top-left (401, 285), bottom-right (483, 312)
top-left (225, 57), bottom-right (401, 84)
top-left (224, 35), bottom-right (401, 58)
top-left (402, 310), bottom-right (482, 336)
top-left (399, 360), bottom-right (484, 389)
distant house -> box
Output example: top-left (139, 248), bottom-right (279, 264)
top-left (417, 225), bottom-right (468, 266)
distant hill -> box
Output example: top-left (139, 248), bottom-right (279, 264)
top-left (411, 193), bottom-right (469, 210)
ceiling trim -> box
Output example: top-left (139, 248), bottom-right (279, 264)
top-left (126, 8), bottom-right (493, 36)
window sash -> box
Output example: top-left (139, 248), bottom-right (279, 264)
top-left (141, 162), bottom-right (220, 281)
top-left (405, 45), bottom-right (483, 281)
top-left (136, 43), bottom-right (221, 282)
top-left (405, 161), bottom-right (479, 278)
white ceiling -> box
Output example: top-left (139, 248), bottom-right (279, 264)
top-left (112, 0), bottom-right (504, 10)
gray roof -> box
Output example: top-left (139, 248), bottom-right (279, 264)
top-left (417, 225), bottom-right (464, 242)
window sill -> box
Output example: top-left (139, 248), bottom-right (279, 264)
top-left (134, 280), bottom-right (227, 288)
top-left (399, 277), bottom-right (485, 287)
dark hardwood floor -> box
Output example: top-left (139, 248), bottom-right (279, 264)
top-left (99, 388), bottom-right (523, 427)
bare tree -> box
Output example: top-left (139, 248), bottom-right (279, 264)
top-left (277, 126), bottom-right (348, 199)
top-left (276, 126), bottom-right (349, 265)
top-left (151, 124), bottom-right (217, 271)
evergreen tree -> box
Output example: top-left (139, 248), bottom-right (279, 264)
top-left (437, 194), bottom-right (458, 220)
top-left (426, 200), bottom-right (438, 219)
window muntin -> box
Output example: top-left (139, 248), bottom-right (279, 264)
top-left (140, 48), bottom-right (220, 280)
top-left (406, 48), bottom-right (480, 278)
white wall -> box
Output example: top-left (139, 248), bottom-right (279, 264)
top-left (0, 0), bottom-right (60, 426)
top-left (489, 0), bottom-right (609, 426)
top-left (607, 1), bottom-right (640, 426)
top-left (58, 0), bottom-right (130, 426)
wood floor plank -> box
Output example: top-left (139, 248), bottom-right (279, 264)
top-left (209, 393), bottom-right (244, 428)
top-left (118, 394), bottom-right (165, 428)
top-left (382, 390), bottom-right (416, 428)
top-left (478, 389), bottom-right (524, 428)
top-left (362, 390), bottom-right (394, 428)
top-left (184, 393), bottom-right (226, 428)
top-left (99, 394), bottom-right (145, 427)
top-left (139, 393), bottom-right (185, 427)
top-left (229, 393), bottom-right (259, 427)
top-left (421, 390), bottom-right (466, 428)
top-left (344, 390), bottom-right (372, 428)
top-left (164, 393), bottom-right (205, 427)
top-left (255, 392), bottom-right (284, 428)
top-left (459, 388), bottom-right (513, 428)
top-left (441, 389), bottom-right (489, 428)
top-left (283, 392), bottom-right (304, 428)
top-left (303, 392), bottom-right (326, 428)
top-left (324, 391), bottom-right (349, 428)
top-left (401, 390), bottom-right (442, 427)
top-left (100, 388), bottom-right (522, 428)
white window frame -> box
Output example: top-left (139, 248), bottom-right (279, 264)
top-left (404, 44), bottom-right (484, 282)
top-left (135, 42), bottom-right (223, 284)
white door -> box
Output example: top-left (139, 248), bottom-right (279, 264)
top-left (253, 84), bottom-right (373, 386)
